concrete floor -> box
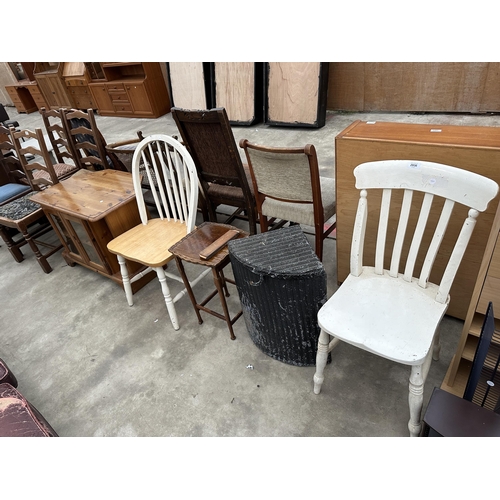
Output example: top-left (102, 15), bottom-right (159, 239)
top-left (2, 105), bottom-right (500, 437)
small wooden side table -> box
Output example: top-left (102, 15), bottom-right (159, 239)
top-left (169, 222), bottom-right (248, 340)
top-left (30, 169), bottom-right (156, 293)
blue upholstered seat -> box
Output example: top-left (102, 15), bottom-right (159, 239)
top-left (0, 183), bottom-right (30, 204)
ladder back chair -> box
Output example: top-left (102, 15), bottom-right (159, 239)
top-left (312, 159), bottom-right (499, 437)
top-left (10, 127), bottom-right (76, 191)
top-left (40, 107), bottom-right (79, 167)
top-left (107, 134), bottom-right (210, 330)
top-left (61, 108), bottom-right (128, 172)
top-left (0, 124), bottom-right (30, 204)
top-left (239, 139), bottom-right (336, 261)
top-left (171, 107), bottom-right (257, 235)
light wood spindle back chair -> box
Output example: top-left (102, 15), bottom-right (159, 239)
top-left (107, 134), bottom-right (210, 330)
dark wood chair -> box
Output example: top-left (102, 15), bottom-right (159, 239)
top-left (239, 139), bottom-right (336, 261)
top-left (171, 107), bottom-right (257, 235)
top-left (422, 301), bottom-right (500, 436)
top-left (0, 127), bottom-right (63, 273)
top-left (60, 108), bottom-right (128, 172)
top-left (0, 124), bottom-right (31, 204)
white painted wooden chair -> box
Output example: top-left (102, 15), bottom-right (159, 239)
top-left (107, 134), bottom-right (211, 330)
top-left (313, 159), bottom-right (499, 437)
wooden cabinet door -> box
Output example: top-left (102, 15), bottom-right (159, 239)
top-left (47, 75), bottom-right (73, 107)
top-left (125, 82), bottom-right (153, 115)
top-left (36, 74), bottom-right (59, 108)
top-left (90, 84), bottom-right (114, 114)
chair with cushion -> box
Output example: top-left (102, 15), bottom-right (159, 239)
top-left (0, 189), bottom-right (62, 273)
top-left (107, 134), bottom-right (210, 330)
top-left (239, 139), bottom-right (336, 261)
top-left (312, 159), bottom-right (499, 437)
top-left (171, 107), bottom-right (257, 235)
top-left (61, 108), bottom-right (128, 172)
top-left (0, 128), bottom-right (63, 272)
top-left (10, 127), bottom-right (78, 190)
top-left (0, 124), bottom-right (31, 204)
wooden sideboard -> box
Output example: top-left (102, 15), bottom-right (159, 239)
top-left (441, 202), bottom-right (500, 396)
top-left (335, 120), bottom-right (500, 320)
top-left (86, 62), bottom-right (170, 118)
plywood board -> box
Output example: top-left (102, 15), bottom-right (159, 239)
top-left (168, 62), bottom-right (207, 109)
top-left (214, 62), bottom-right (255, 123)
top-left (267, 62), bottom-right (320, 125)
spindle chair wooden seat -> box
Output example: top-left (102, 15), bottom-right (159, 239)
top-left (312, 159), bottom-right (499, 437)
top-left (107, 134), bottom-right (210, 330)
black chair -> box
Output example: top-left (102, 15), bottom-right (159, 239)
top-left (0, 103), bottom-right (19, 130)
top-left (422, 301), bottom-right (500, 436)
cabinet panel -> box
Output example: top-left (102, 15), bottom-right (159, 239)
top-left (442, 203), bottom-right (500, 396)
top-left (89, 84), bottom-right (114, 114)
top-left (477, 276), bottom-right (500, 315)
top-left (125, 83), bottom-right (152, 115)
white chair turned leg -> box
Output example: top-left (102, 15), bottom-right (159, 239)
top-left (432, 328), bottom-right (441, 361)
top-left (118, 254), bottom-right (134, 306)
top-left (155, 266), bottom-right (179, 330)
top-left (313, 329), bottom-right (331, 394)
top-left (408, 364), bottom-right (424, 437)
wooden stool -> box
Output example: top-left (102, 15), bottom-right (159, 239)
top-left (169, 222), bottom-right (248, 340)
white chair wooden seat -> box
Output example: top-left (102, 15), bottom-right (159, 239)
top-left (107, 134), bottom-right (211, 331)
top-left (313, 159), bottom-right (499, 437)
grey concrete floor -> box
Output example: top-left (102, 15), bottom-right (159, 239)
top-left (2, 105), bottom-right (500, 437)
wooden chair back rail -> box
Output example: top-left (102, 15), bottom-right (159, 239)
top-left (10, 127), bottom-right (59, 190)
top-left (40, 107), bottom-right (75, 165)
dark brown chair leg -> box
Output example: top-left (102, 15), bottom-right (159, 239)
top-left (0, 226), bottom-right (25, 262)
